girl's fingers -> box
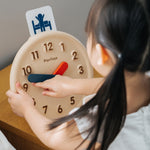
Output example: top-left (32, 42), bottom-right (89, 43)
top-left (16, 82), bottom-right (25, 94)
top-left (42, 91), bottom-right (56, 97)
top-left (33, 82), bottom-right (50, 89)
top-left (6, 90), bottom-right (15, 98)
top-left (8, 98), bottom-right (11, 103)
top-left (6, 82), bottom-right (24, 98)
top-left (33, 82), bottom-right (43, 87)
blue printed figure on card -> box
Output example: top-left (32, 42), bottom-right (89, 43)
top-left (32, 13), bottom-right (52, 34)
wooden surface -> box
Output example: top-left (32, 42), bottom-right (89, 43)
top-left (0, 65), bottom-right (100, 149)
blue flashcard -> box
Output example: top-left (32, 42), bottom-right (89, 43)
top-left (26, 6), bottom-right (57, 36)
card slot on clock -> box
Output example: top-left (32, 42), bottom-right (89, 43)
top-left (28, 74), bottom-right (56, 83)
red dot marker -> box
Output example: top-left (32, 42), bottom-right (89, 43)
top-left (53, 61), bottom-right (68, 75)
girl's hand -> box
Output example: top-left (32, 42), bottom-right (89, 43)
top-left (33, 75), bottom-right (103, 98)
top-left (6, 82), bottom-right (34, 117)
top-left (33, 75), bottom-right (75, 98)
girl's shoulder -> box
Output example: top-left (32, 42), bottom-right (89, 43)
top-left (125, 103), bottom-right (150, 145)
top-left (109, 103), bottom-right (150, 150)
top-left (126, 103), bottom-right (150, 129)
top-left (140, 103), bottom-right (150, 114)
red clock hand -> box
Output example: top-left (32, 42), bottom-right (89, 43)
top-left (53, 61), bottom-right (68, 75)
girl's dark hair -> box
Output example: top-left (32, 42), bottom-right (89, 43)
top-left (49, 0), bottom-right (150, 149)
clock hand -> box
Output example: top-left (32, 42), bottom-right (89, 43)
top-left (28, 74), bottom-right (56, 83)
top-left (28, 61), bottom-right (68, 83)
top-left (53, 61), bottom-right (68, 75)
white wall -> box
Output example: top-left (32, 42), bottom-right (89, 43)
top-left (0, 0), bottom-right (94, 70)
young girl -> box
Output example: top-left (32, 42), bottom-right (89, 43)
top-left (6, 0), bottom-right (150, 149)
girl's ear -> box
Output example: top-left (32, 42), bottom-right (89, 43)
top-left (96, 44), bottom-right (109, 65)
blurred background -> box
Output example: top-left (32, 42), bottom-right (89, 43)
top-left (0, 0), bottom-right (94, 70)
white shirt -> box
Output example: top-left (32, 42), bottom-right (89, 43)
top-left (73, 94), bottom-right (150, 150)
top-left (109, 103), bottom-right (150, 150)
top-left (0, 130), bottom-right (16, 150)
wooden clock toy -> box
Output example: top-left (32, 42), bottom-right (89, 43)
top-left (10, 31), bottom-right (93, 119)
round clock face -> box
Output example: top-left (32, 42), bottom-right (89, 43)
top-left (10, 31), bottom-right (93, 119)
